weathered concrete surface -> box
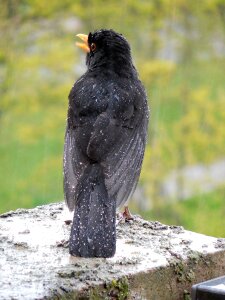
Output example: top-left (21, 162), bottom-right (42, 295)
top-left (0, 203), bottom-right (225, 300)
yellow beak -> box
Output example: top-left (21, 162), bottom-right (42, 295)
top-left (76, 34), bottom-right (90, 53)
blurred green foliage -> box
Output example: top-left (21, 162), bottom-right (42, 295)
top-left (141, 188), bottom-right (225, 238)
top-left (0, 0), bottom-right (225, 236)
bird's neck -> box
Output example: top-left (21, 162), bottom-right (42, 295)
top-left (88, 53), bottom-right (136, 78)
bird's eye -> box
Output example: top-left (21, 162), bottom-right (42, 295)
top-left (90, 43), bottom-right (96, 52)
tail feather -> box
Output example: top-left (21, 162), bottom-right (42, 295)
top-left (69, 164), bottom-right (116, 258)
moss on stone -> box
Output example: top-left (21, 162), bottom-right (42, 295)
top-left (106, 277), bottom-right (129, 300)
top-left (88, 277), bottom-right (129, 300)
top-left (183, 289), bottom-right (191, 300)
top-left (171, 259), bottom-right (196, 284)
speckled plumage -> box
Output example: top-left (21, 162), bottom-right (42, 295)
top-left (63, 29), bottom-right (149, 257)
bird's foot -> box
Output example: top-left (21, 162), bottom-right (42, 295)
top-left (116, 212), bottom-right (125, 225)
top-left (116, 206), bottom-right (134, 225)
top-left (64, 219), bottom-right (72, 225)
top-left (123, 206), bottom-right (134, 221)
top-left (56, 239), bottom-right (69, 248)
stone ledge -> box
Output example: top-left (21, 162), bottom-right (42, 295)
top-left (0, 202), bottom-right (225, 299)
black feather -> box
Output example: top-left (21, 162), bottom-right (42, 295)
top-left (63, 29), bottom-right (149, 257)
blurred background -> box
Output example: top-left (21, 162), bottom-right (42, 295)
top-left (0, 0), bottom-right (225, 237)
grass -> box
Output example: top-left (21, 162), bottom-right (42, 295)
top-left (0, 109), bottom-right (65, 213)
top-left (149, 58), bottom-right (225, 127)
top-left (141, 188), bottom-right (225, 238)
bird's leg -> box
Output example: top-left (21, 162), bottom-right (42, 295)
top-left (122, 206), bottom-right (134, 220)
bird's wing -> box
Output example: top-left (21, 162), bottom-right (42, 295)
top-left (103, 118), bottom-right (147, 208)
top-left (63, 126), bottom-right (88, 211)
top-left (64, 82), bottom-right (148, 211)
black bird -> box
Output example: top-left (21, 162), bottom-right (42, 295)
top-left (63, 29), bottom-right (149, 258)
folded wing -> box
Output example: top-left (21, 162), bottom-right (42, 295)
top-left (103, 118), bottom-right (147, 208)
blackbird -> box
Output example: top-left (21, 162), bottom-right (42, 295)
top-left (63, 29), bottom-right (149, 258)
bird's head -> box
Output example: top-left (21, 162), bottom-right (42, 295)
top-left (76, 29), bottom-right (133, 74)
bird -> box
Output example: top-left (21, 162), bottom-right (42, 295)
top-left (63, 29), bottom-right (149, 258)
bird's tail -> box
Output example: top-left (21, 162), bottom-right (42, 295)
top-left (69, 163), bottom-right (116, 258)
